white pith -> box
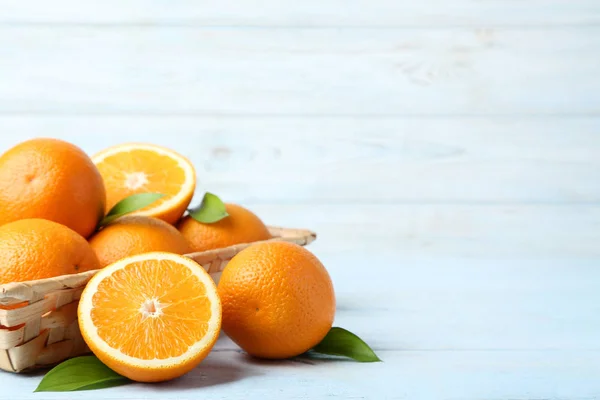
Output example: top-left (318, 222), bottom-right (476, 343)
top-left (92, 143), bottom-right (196, 216)
top-left (140, 298), bottom-right (164, 318)
top-left (125, 171), bottom-right (149, 190)
top-left (79, 252), bottom-right (221, 368)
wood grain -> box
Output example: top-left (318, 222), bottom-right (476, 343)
top-left (0, 0), bottom-right (598, 397)
top-left (1, 27), bottom-right (599, 115)
top-left (312, 257), bottom-right (600, 351)
top-left (2, 1), bottom-right (599, 27)
top-left (249, 204), bottom-right (600, 258)
top-left (0, 118), bottom-right (598, 204)
top-left (2, 349), bottom-right (599, 399)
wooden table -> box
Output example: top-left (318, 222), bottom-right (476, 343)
top-left (0, 1), bottom-right (599, 399)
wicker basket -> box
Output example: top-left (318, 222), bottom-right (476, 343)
top-left (0, 226), bottom-right (316, 373)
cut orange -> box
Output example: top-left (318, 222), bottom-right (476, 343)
top-left (77, 252), bottom-right (221, 382)
top-left (92, 143), bottom-right (196, 225)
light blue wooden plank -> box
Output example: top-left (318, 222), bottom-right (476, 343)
top-left (248, 204), bottom-right (600, 258)
top-left (0, 119), bottom-right (598, 203)
top-left (0, 28), bottom-right (598, 115)
top-left (2, 0), bottom-right (599, 26)
top-left (3, 349), bottom-right (599, 399)
top-left (316, 257), bottom-right (600, 351)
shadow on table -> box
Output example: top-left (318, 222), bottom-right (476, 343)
top-left (149, 351), bottom-right (261, 391)
top-left (241, 351), bottom-right (357, 367)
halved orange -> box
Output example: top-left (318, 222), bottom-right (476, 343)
top-left (92, 143), bottom-right (196, 225)
top-left (77, 252), bottom-right (221, 382)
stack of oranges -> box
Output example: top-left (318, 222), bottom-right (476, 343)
top-left (0, 138), bottom-right (335, 383)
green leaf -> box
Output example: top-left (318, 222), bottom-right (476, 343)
top-left (34, 356), bottom-right (130, 392)
top-left (100, 192), bottom-right (165, 227)
top-left (311, 327), bottom-right (382, 362)
top-left (188, 192), bottom-right (229, 223)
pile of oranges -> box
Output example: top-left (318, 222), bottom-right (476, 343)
top-left (0, 138), bottom-right (336, 383)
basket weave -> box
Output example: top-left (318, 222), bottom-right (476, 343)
top-left (0, 226), bottom-right (316, 373)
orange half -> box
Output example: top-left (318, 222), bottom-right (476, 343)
top-left (77, 252), bottom-right (221, 382)
top-left (92, 143), bottom-right (196, 225)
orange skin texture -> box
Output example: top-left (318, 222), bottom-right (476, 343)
top-left (218, 241), bottom-right (336, 359)
top-left (177, 203), bottom-right (272, 252)
top-left (89, 216), bottom-right (192, 267)
top-left (0, 219), bottom-right (101, 284)
top-left (0, 138), bottom-right (106, 238)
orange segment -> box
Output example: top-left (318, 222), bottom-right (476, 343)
top-left (78, 252), bottom-right (221, 383)
top-left (92, 143), bottom-right (196, 225)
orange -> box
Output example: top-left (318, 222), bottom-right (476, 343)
top-left (88, 216), bottom-right (192, 268)
top-left (177, 203), bottom-right (272, 252)
top-left (92, 143), bottom-right (196, 225)
top-left (0, 219), bottom-right (100, 284)
top-left (0, 138), bottom-right (106, 238)
top-left (78, 252), bottom-right (221, 382)
top-left (218, 241), bottom-right (335, 359)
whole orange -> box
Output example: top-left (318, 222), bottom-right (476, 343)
top-left (218, 241), bottom-right (335, 359)
top-left (0, 138), bottom-right (106, 238)
top-left (89, 216), bottom-right (192, 267)
top-left (177, 203), bottom-right (272, 252)
top-left (0, 219), bottom-right (101, 284)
